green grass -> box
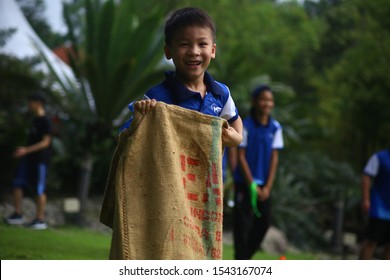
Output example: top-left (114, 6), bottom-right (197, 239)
top-left (0, 223), bottom-right (111, 259)
top-left (0, 222), bottom-right (315, 260)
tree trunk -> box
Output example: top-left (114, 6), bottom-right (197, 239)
top-left (76, 152), bottom-right (94, 226)
top-left (331, 195), bottom-right (344, 256)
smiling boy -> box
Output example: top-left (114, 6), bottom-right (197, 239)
top-left (122, 7), bottom-right (242, 147)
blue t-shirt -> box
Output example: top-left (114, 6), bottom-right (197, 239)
top-left (120, 71), bottom-right (238, 131)
top-left (234, 114), bottom-right (284, 186)
top-left (363, 149), bottom-right (390, 220)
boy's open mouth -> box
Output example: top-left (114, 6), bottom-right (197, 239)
top-left (186, 61), bottom-right (202, 66)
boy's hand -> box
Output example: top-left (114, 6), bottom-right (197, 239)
top-left (14, 146), bottom-right (28, 158)
top-left (134, 99), bottom-right (157, 115)
top-left (258, 186), bottom-right (271, 202)
top-left (222, 116), bottom-right (243, 147)
top-left (222, 125), bottom-right (242, 147)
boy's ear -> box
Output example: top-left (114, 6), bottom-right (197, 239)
top-left (164, 45), bottom-right (172, 60)
top-left (211, 43), bottom-right (216, 59)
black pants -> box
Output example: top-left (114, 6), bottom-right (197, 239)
top-left (233, 183), bottom-right (271, 260)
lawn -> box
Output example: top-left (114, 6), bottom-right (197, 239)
top-left (0, 222), bottom-right (315, 260)
top-left (0, 223), bottom-right (111, 259)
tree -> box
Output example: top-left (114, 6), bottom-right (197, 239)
top-left (309, 0), bottom-right (390, 168)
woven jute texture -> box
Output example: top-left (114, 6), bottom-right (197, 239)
top-left (100, 102), bottom-right (227, 259)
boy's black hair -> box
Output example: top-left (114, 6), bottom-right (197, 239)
top-left (164, 7), bottom-right (216, 46)
top-left (251, 85), bottom-right (272, 99)
top-left (28, 91), bottom-right (46, 104)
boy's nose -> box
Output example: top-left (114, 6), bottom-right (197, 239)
top-left (187, 45), bottom-right (200, 55)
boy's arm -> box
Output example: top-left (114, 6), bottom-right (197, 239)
top-left (361, 153), bottom-right (378, 215)
top-left (228, 147), bottom-right (238, 173)
top-left (14, 134), bottom-right (51, 158)
top-left (361, 174), bottom-right (371, 214)
top-left (259, 149), bottom-right (279, 201)
top-left (222, 116), bottom-right (243, 147)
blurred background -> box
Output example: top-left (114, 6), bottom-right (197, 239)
top-left (1, 0), bottom-right (389, 259)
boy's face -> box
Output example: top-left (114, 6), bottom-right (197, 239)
top-left (164, 25), bottom-right (216, 84)
top-left (253, 90), bottom-right (274, 116)
top-left (28, 100), bottom-right (43, 115)
top-left (28, 100), bottom-right (39, 113)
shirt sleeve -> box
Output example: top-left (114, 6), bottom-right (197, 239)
top-left (39, 118), bottom-right (51, 135)
top-left (363, 154), bottom-right (379, 177)
top-left (272, 127), bottom-right (284, 149)
top-left (238, 126), bottom-right (248, 148)
top-left (219, 85), bottom-right (239, 123)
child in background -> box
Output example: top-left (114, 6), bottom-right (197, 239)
top-left (233, 85), bottom-right (284, 259)
top-left (359, 149), bottom-right (390, 260)
top-left (6, 92), bottom-right (52, 230)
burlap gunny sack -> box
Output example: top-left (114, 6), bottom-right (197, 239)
top-left (100, 102), bottom-right (227, 259)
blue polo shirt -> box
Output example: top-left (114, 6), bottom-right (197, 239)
top-left (120, 71), bottom-right (239, 131)
top-left (363, 149), bottom-right (390, 220)
top-left (234, 114), bottom-right (284, 186)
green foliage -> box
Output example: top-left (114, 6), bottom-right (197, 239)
top-left (55, 0), bottom-right (167, 125)
top-left (272, 150), bottom-right (359, 250)
top-left (81, 0), bottom-right (166, 123)
top-left (309, 0), bottom-right (390, 168)
top-left (212, 1), bottom-right (320, 88)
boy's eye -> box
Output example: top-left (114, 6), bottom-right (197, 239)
top-left (200, 42), bottom-right (208, 47)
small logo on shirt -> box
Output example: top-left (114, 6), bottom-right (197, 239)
top-left (211, 104), bottom-right (222, 114)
